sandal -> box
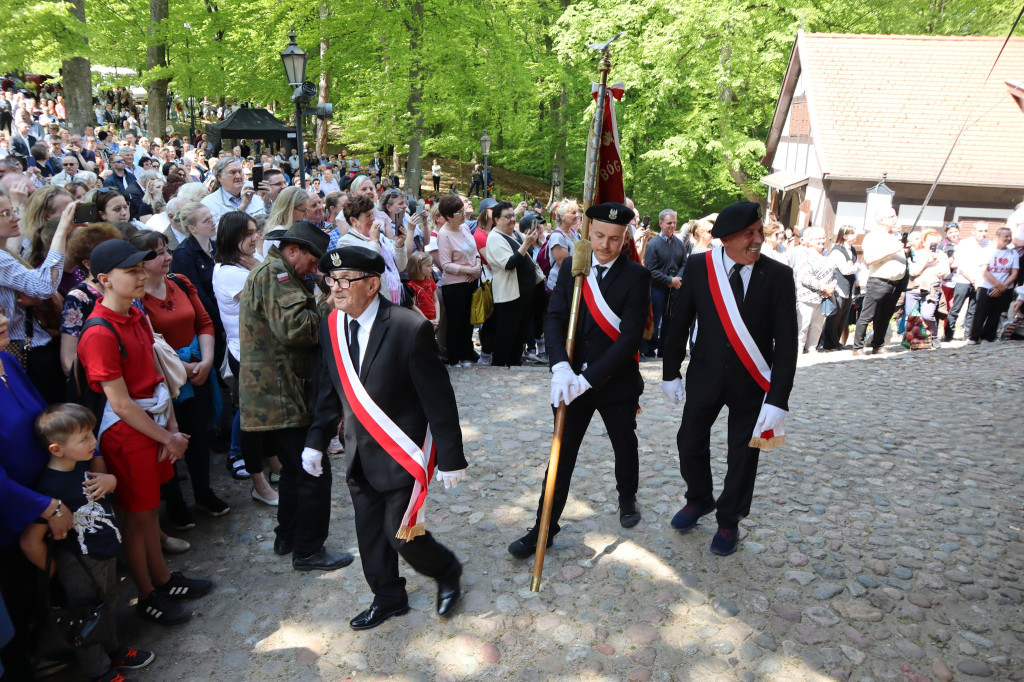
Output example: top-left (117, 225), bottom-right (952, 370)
top-left (226, 455), bottom-right (250, 480)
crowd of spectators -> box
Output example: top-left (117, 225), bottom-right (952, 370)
top-left (1, 82), bottom-right (1023, 681)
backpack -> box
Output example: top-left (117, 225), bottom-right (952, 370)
top-left (67, 318), bottom-right (126, 429)
top-left (536, 234), bottom-right (554, 276)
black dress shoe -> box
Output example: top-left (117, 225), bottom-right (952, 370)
top-left (619, 497), bottom-right (641, 528)
top-left (436, 562), bottom-right (462, 617)
top-left (273, 536), bottom-right (293, 556)
top-left (292, 547), bottom-right (355, 572)
top-left (349, 602), bottom-right (410, 630)
top-left (507, 526), bottom-right (557, 560)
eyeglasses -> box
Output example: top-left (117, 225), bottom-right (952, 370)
top-left (453, 211), bottom-right (466, 217)
top-left (0, 209), bottom-right (20, 219)
top-left (501, 214), bottom-right (516, 221)
top-left (325, 274), bottom-right (373, 289)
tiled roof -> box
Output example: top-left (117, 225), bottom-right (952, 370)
top-left (794, 33), bottom-right (1024, 186)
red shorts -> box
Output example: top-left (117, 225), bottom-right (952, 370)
top-left (100, 421), bottom-right (172, 513)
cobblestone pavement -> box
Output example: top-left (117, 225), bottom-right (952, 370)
top-left (92, 342), bottom-right (1022, 681)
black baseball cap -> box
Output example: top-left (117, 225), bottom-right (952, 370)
top-left (89, 240), bottom-right (155, 277)
top-left (519, 212), bottom-right (546, 232)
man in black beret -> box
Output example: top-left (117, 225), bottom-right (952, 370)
top-left (661, 201), bottom-right (798, 556)
top-left (509, 201), bottom-right (652, 560)
top-left (304, 246), bottom-right (468, 629)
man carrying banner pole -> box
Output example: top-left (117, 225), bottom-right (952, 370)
top-left (661, 202), bottom-right (798, 556)
top-left (303, 246), bottom-right (468, 629)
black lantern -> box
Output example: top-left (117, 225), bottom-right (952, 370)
top-left (864, 171), bottom-right (895, 231)
top-left (552, 164), bottom-right (561, 188)
top-left (480, 129), bottom-right (492, 199)
top-left (280, 30), bottom-right (307, 87)
top-left (479, 129), bottom-right (492, 157)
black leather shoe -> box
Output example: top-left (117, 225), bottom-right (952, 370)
top-left (349, 602), bottom-right (410, 630)
top-left (273, 536), bottom-right (293, 556)
top-left (619, 497), bottom-right (641, 528)
top-left (507, 526), bottom-right (556, 560)
top-left (436, 563), bottom-right (462, 617)
top-left (292, 547), bottom-right (355, 572)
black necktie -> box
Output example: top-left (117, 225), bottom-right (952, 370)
top-left (729, 264), bottom-right (744, 303)
top-left (348, 319), bottom-right (361, 375)
top-left (595, 265), bottom-right (607, 284)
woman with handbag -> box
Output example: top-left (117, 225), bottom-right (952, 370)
top-left (0, 193), bottom-right (77, 403)
top-left (820, 226), bottom-right (860, 350)
top-left (436, 194), bottom-right (482, 367)
top-left (130, 230), bottom-right (229, 531)
top-left (486, 201), bottom-right (544, 366)
top-left (0, 308), bottom-right (74, 680)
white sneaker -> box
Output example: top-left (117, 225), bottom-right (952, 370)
top-left (161, 535), bottom-right (191, 554)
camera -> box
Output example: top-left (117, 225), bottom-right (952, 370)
top-left (929, 243), bottom-right (938, 253)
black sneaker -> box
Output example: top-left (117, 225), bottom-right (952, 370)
top-left (136, 591), bottom-right (191, 625)
top-left (165, 503), bottom-right (195, 531)
top-left (507, 525), bottom-right (557, 560)
top-left (195, 492), bottom-right (230, 517)
top-left (153, 571), bottom-right (213, 600)
top-left (109, 646), bottom-right (155, 669)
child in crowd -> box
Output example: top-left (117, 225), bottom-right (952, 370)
top-left (21, 404), bottom-right (155, 682)
top-left (407, 251), bottom-right (440, 332)
top-left (77, 240), bottom-right (213, 626)
top-left (969, 227), bottom-right (1020, 343)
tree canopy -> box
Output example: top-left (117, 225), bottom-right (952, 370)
top-left (2, 0), bottom-right (1016, 215)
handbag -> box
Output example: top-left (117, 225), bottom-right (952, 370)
top-left (151, 331), bottom-right (186, 399)
top-left (470, 279), bottom-right (494, 325)
top-left (34, 539), bottom-right (106, 660)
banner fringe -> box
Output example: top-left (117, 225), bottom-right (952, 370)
top-left (749, 435), bottom-right (786, 450)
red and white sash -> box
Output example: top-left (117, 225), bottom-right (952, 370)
top-left (705, 248), bottom-right (785, 449)
top-left (328, 311), bottom-right (436, 540)
top-left (581, 266), bottom-right (640, 363)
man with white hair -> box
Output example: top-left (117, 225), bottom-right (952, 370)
top-left (946, 220), bottom-right (991, 340)
top-left (152, 196), bottom-right (188, 250)
top-left (852, 208), bottom-right (907, 355)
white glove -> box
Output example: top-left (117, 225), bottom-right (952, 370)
top-left (435, 469), bottom-right (466, 489)
top-left (752, 403), bottom-right (787, 436)
top-left (662, 379), bottom-right (684, 404)
top-left (550, 361), bottom-right (574, 407)
top-left (301, 447), bottom-right (323, 477)
top-left (566, 372), bottom-right (591, 404)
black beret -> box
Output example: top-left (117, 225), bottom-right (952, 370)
top-left (711, 201), bottom-right (762, 239)
top-left (585, 202), bottom-right (634, 227)
top-left (319, 245), bottom-right (385, 275)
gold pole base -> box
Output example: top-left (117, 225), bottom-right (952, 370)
top-left (530, 576), bottom-right (542, 592)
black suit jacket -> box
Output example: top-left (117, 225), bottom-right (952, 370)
top-left (307, 298), bottom-right (468, 492)
top-left (9, 134), bottom-right (34, 170)
top-left (102, 171), bottom-right (146, 219)
top-left (662, 251), bottom-right (798, 410)
top-left (545, 252), bottom-right (651, 400)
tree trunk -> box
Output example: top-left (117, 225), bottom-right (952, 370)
top-left (147, 0), bottom-right (170, 141)
top-left (549, 82), bottom-right (567, 209)
top-left (316, 0), bottom-right (331, 157)
top-left (62, 0), bottom-right (93, 136)
top-left (404, 1), bottom-right (425, 198)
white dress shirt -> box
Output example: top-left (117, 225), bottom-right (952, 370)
top-left (345, 295), bottom-right (381, 369)
top-left (721, 250), bottom-right (753, 296)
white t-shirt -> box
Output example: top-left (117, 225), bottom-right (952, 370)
top-left (953, 238), bottom-right (989, 285)
top-left (212, 263), bottom-right (250, 361)
top-left (431, 163), bottom-right (441, 177)
top-left (544, 229), bottom-right (574, 291)
top-left (980, 247), bottom-right (1019, 290)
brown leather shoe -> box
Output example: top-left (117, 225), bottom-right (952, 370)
top-left (851, 349), bottom-right (866, 356)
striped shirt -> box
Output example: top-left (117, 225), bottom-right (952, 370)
top-left (0, 248), bottom-right (64, 346)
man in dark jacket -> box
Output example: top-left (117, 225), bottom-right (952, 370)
top-left (306, 246), bottom-right (467, 630)
top-left (662, 201), bottom-right (798, 556)
top-left (643, 208), bottom-right (688, 357)
top-left (101, 154), bottom-right (146, 219)
top-left (509, 202), bottom-right (652, 560)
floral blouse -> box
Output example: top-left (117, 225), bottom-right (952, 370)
top-left (60, 281), bottom-right (145, 338)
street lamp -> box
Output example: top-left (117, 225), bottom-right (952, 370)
top-left (280, 30), bottom-right (311, 188)
top-left (480, 129), bottom-right (492, 199)
top-left (863, 171), bottom-right (895, 232)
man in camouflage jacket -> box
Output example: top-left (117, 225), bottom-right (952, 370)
top-left (239, 221), bottom-right (354, 571)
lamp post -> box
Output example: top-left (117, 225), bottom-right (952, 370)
top-left (863, 171), bottom-right (895, 232)
top-left (551, 163), bottom-right (561, 206)
top-left (281, 30), bottom-right (309, 189)
top-left (480, 129), bottom-right (492, 199)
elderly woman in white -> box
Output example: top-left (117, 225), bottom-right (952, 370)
top-left (336, 193), bottom-right (408, 304)
top-left (792, 226), bottom-right (837, 354)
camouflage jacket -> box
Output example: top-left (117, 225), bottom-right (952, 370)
top-left (238, 246), bottom-right (321, 431)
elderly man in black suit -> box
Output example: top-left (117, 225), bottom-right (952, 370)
top-left (102, 153), bottom-right (146, 219)
top-left (508, 202), bottom-right (652, 560)
top-left (661, 201), bottom-right (798, 556)
top-left (305, 246), bottom-right (468, 630)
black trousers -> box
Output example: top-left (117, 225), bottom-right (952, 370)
top-left (441, 281), bottom-right (478, 364)
top-left (677, 381), bottom-right (762, 530)
top-left (491, 295), bottom-right (531, 366)
top-left (970, 288), bottom-right (1013, 341)
top-left (0, 545), bottom-right (37, 681)
top-left (819, 295), bottom-right (853, 350)
top-left (244, 427), bottom-right (332, 556)
top-left (534, 394), bottom-right (640, 531)
top-left (852, 277), bottom-right (902, 350)
top-left (26, 338), bottom-right (63, 405)
top-left (947, 282), bottom-right (977, 340)
top-left (432, 175), bottom-right (441, 192)
top-left (347, 455), bottom-right (458, 607)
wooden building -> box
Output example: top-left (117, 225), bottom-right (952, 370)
top-left (762, 32), bottom-right (1024, 237)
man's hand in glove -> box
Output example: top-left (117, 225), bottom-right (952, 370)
top-left (301, 447), bottom-right (323, 477)
top-left (435, 469), bottom-right (466, 489)
top-left (752, 403), bottom-right (787, 437)
top-left (661, 378), bottom-right (684, 404)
